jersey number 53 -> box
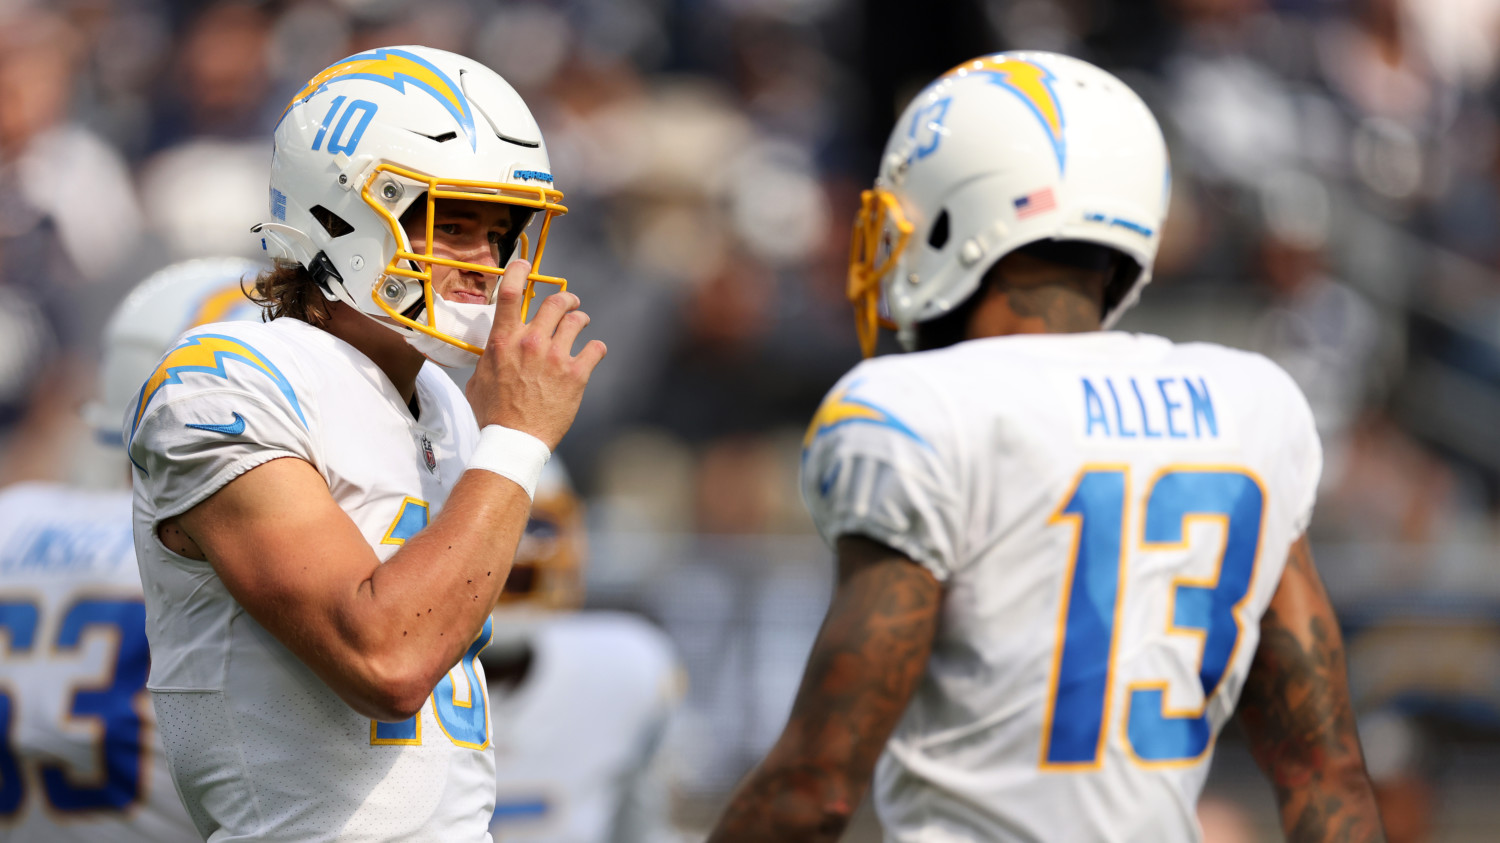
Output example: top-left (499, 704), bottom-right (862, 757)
top-left (0, 598), bottom-right (148, 816)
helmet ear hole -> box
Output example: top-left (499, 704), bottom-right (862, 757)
top-left (309, 205), bottom-right (354, 238)
top-left (927, 209), bottom-right (950, 250)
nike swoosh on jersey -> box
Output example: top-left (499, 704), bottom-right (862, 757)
top-left (185, 413), bottom-right (247, 436)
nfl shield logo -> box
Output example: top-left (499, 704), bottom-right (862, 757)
top-left (421, 435), bottom-right (437, 473)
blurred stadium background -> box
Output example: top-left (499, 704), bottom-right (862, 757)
top-left (2, 0), bottom-right (1499, 839)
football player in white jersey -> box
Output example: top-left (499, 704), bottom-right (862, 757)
top-left (0, 257), bottom-right (261, 843)
top-left (710, 53), bottom-right (1384, 842)
top-left (126, 47), bottom-right (605, 842)
top-left (484, 461), bottom-right (685, 843)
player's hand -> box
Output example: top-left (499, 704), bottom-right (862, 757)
top-left (465, 259), bottom-right (606, 449)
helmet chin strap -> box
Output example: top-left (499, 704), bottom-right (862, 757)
top-left (308, 251), bottom-right (346, 301)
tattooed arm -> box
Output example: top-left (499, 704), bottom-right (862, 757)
top-left (707, 535), bottom-right (942, 843)
top-left (1236, 535), bottom-right (1385, 843)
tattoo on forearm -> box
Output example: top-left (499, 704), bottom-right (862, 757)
top-left (1237, 539), bottom-right (1385, 843)
top-left (709, 544), bottom-right (941, 842)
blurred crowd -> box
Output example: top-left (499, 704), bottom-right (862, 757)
top-left (0, 0), bottom-right (1497, 548)
top-left (2, 0), bottom-right (1499, 835)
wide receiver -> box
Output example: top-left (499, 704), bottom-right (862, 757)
top-left (709, 52), bottom-right (1383, 842)
top-left (0, 258), bottom-right (260, 843)
top-left (484, 461), bottom-right (685, 843)
top-left (125, 47), bottom-right (603, 841)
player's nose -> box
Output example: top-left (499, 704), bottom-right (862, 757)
top-left (459, 234), bottom-right (501, 269)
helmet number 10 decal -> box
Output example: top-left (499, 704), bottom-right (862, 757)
top-left (312, 95), bottom-right (380, 156)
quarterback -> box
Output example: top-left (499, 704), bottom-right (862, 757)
top-left (125, 47), bottom-right (602, 842)
top-left (709, 53), bottom-right (1383, 842)
top-left (0, 258), bottom-right (259, 843)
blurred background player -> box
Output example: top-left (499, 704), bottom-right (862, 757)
top-left (485, 460), bottom-right (685, 843)
top-left (711, 52), bottom-right (1382, 842)
top-left (0, 257), bottom-right (261, 843)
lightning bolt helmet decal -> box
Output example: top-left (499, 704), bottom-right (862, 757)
top-left (277, 47), bottom-right (478, 149)
top-left (945, 56), bottom-right (1067, 174)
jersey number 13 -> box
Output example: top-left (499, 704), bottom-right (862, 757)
top-left (1040, 466), bottom-right (1264, 769)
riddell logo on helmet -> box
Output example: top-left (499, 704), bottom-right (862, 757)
top-left (277, 48), bottom-right (478, 150)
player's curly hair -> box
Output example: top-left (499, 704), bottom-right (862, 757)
top-left (249, 259), bottom-right (333, 328)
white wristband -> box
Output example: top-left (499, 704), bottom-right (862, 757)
top-left (467, 425), bottom-right (551, 500)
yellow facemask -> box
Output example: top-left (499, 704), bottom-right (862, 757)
top-left (847, 188), bottom-right (912, 358)
top-left (362, 163), bottom-right (570, 356)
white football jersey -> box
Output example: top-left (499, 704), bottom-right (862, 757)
top-left (0, 483), bottom-right (198, 843)
top-left (125, 318), bottom-right (493, 842)
top-left (801, 332), bottom-right (1322, 843)
top-left (486, 612), bottom-right (683, 843)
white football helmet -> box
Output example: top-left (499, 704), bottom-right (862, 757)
top-left (91, 256), bottom-right (265, 446)
top-left (849, 51), bottom-right (1170, 356)
top-left (254, 46), bottom-right (566, 367)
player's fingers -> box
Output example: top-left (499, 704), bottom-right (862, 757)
top-left (573, 339), bottom-right (608, 375)
top-left (527, 290), bottom-right (580, 338)
top-left (490, 259), bottom-right (531, 334)
top-left (552, 309), bottom-right (591, 352)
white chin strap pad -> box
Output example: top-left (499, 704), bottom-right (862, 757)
top-left (405, 296), bottom-right (494, 368)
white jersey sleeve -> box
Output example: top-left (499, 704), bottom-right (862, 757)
top-left (125, 326), bottom-right (317, 519)
top-left (800, 360), bottom-right (963, 580)
top-left (1268, 363), bottom-right (1322, 538)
